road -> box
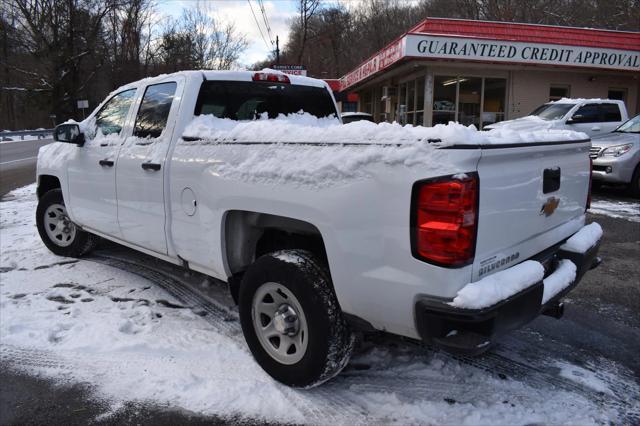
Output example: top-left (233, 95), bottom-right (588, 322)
top-left (0, 139), bottom-right (52, 196)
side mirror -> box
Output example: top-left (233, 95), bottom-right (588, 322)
top-left (565, 118), bottom-right (575, 124)
top-left (54, 123), bottom-right (85, 146)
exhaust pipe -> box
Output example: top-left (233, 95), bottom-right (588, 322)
top-left (542, 301), bottom-right (564, 319)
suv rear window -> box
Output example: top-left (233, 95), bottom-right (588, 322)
top-left (194, 81), bottom-right (337, 120)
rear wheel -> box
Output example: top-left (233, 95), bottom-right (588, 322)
top-left (36, 189), bottom-right (98, 257)
top-left (239, 250), bottom-right (353, 388)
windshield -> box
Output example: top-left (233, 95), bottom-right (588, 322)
top-left (529, 103), bottom-right (575, 121)
top-left (615, 115), bottom-right (640, 133)
top-left (195, 81), bottom-right (338, 120)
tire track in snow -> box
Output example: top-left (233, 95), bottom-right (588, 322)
top-left (86, 252), bottom-right (368, 424)
top-left (87, 250), bottom-right (638, 424)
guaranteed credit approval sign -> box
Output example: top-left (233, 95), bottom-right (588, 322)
top-left (405, 34), bottom-right (640, 72)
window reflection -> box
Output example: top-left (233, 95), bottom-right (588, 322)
top-left (134, 82), bottom-right (177, 139)
top-left (95, 89), bottom-right (136, 136)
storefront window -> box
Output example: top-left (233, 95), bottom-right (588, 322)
top-left (432, 76), bottom-right (506, 129)
top-left (416, 77), bottom-right (425, 126)
top-left (398, 84), bottom-right (407, 124)
top-left (433, 76), bottom-right (457, 125)
top-left (483, 78), bottom-right (506, 127)
top-left (458, 78), bottom-right (482, 127)
top-left (361, 90), bottom-right (372, 114)
top-left (549, 85), bottom-right (570, 101)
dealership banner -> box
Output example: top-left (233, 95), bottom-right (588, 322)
top-left (341, 34), bottom-right (640, 90)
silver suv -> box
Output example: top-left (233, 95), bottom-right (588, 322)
top-left (590, 114), bottom-right (640, 197)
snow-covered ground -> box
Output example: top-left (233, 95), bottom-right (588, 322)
top-left (589, 198), bottom-right (640, 222)
top-left (1, 185), bottom-right (638, 425)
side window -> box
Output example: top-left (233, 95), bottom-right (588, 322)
top-left (600, 104), bottom-right (622, 122)
top-left (133, 82), bottom-right (177, 139)
top-left (94, 89), bottom-right (136, 136)
top-left (571, 104), bottom-right (601, 124)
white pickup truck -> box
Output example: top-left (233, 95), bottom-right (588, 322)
top-left (37, 70), bottom-right (602, 388)
top-left (484, 98), bottom-right (629, 138)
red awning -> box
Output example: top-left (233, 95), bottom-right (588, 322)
top-left (408, 18), bottom-right (640, 52)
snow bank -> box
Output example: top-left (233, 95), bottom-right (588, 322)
top-left (560, 222), bottom-right (603, 253)
top-left (450, 261), bottom-right (545, 310)
top-left (181, 113), bottom-right (588, 146)
top-left (542, 259), bottom-right (577, 304)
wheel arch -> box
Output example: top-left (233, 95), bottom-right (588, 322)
top-left (223, 210), bottom-right (330, 303)
top-left (37, 175), bottom-right (61, 199)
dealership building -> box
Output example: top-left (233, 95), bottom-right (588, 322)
top-left (339, 18), bottom-right (640, 128)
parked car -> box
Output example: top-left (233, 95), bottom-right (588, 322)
top-left (484, 99), bottom-right (628, 138)
top-left (341, 111), bottom-right (374, 124)
top-left (37, 70), bottom-right (601, 388)
top-left (591, 114), bottom-right (640, 196)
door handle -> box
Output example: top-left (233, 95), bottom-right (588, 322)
top-left (591, 126), bottom-right (601, 131)
top-left (141, 162), bottom-right (161, 171)
top-left (99, 159), bottom-right (114, 167)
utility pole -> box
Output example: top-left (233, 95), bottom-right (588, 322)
top-left (276, 35), bottom-right (280, 65)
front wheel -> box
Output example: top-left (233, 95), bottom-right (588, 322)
top-left (239, 250), bottom-right (353, 388)
top-left (36, 189), bottom-right (98, 257)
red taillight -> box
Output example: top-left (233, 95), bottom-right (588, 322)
top-left (411, 174), bottom-right (479, 267)
top-left (586, 158), bottom-right (592, 211)
top-left (253, 72), bottom-right (290, 84)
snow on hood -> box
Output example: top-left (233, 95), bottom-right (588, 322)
top-left (182, 112), bottom-right (588, 146)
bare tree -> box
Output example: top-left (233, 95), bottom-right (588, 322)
top-left (297, 0), bottom-right (320, 64)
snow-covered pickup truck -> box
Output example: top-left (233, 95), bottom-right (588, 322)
top-left (37, 70), bottom-right (602, 388)
top-left (484, 98), bottom-right (629, 138)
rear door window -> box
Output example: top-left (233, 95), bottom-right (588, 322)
top-left (194, 81), bottom-right (337, 120)
top-left (134, 82), bottom-right (177, 139)
top-left (571, 104), bottom-right (601, 123)
top-left (600, 104), bottom-right (622, 122)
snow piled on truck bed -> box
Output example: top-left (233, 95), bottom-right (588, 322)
top-left (2, 185), bottom-right (631, 425)
top-left (182, 113), bottom-right (588, 146)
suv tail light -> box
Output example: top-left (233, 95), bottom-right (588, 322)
top-left (586, 158), bottom-right (592, 211)
top-left (410, 173), bottom-right (479, 267)
top-left (253, 72), bottom-right (290, 84)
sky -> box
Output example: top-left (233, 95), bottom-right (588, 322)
top-left (156, 0), bottom-right (301, 67)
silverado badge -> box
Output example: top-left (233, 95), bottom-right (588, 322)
top-left (540, 197), bottom-right (560, 217)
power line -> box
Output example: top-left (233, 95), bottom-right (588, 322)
top-left (247, 0), bottom-right (271, 50)
top-left (256, 0), bottom-right (274, 46)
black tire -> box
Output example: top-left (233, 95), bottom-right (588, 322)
top-left (239, 249), bottom-right (354, 388)
top-left (36, 189), bottom-right (98, 257)
top-left (628, 165), bottom-right (640, 198)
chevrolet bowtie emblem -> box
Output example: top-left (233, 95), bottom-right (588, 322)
top-left (540, 197), bottom-right (560, 217)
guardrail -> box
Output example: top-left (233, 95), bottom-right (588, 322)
top-left (1, 129), bottom-right (53, 141)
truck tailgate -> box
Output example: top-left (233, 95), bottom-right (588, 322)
top-left (472, 140), bottom-right (591, 281)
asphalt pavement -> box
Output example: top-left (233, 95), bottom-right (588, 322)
top-left (0, 139), bottom-right (53, 196)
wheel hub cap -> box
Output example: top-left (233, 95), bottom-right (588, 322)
top-left (252, 282), bottom-right (309, 365)
top-left (273, 304), bottom-right (300, 336)
top-left (43, 204), bottom-right (77, 247)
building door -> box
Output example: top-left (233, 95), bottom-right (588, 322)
top-left (116, 79), bottom-right (181, 254)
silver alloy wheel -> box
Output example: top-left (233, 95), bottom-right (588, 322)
top-left (252, 282), bottom-right (309, 365)
top-left (43, 203), bottom-right (77, 247)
